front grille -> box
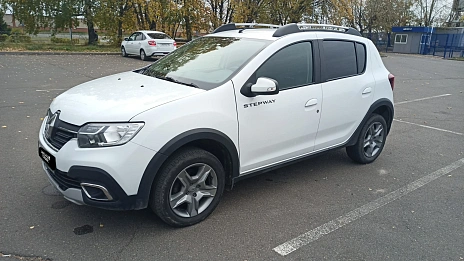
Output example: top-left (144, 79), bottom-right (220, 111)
top-left (46, 167), bottom-right (81, 191)
top-left (45, 118), bottom-right (80, 150)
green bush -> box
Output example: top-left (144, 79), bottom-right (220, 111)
top-left (10, 28), bottom-right (23, 35)
top-left (9, 34), bottom-right (32, 43)
top-left (0, 34), bottom-right (8, 42)
top-left (51, 37), bottom-right (79, 44)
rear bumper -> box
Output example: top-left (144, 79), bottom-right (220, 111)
top-left (145, 46), bottom-right (175, 56)
top-left (149, 51), bottom-right (173, 56)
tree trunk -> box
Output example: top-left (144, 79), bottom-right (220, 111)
top-left (87, 20), bottom-right (98, 45)
top-left (84, 0), bottom-right (97, 45)
top-left (118, 20), bottom-right (123, 42)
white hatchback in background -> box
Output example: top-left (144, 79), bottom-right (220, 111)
top-left (121, 30), bottom-right (176, 60)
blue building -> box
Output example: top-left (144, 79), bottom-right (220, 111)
top-left (392, 26), bottom-right (464, 57)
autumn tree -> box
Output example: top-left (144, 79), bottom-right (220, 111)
top-left (205, 0), bottom-right (235, 29)
top-left (413, 0), bottom-right (451, 26)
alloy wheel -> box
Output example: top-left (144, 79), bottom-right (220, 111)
top-left (169, 163), bottom-right (218, 218)
top-left (363, 122), bottom-right (384, 157)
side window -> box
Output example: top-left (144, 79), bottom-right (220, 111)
top-left (355, 43), bottom-right (366, 74)
top-left (135, 33), bottom-right (143, 41)
top-left (395, 34), bottom-right (408, 44)
top-left (323, 40), bottom-right (357, 80)
top-left (141, 34), bottom-right (146, 41)
top-left (128, 33), bottom-right (137, 41)
top-left (256, 42), bottom-right (313, 90)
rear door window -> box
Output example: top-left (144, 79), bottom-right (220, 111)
top-left (323, 40), bottom-right (357, 80)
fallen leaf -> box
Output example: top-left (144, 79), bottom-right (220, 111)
top-left (19, 102), bottom-right (24, 104)
top-left (368, 188), bottom-right (373, 191)
top-left (29, 226), bottom-right (35, 229)
top-left (99, 223), bottom-right (104, 228)
top-left (1, 126), bottom-right (6, 128)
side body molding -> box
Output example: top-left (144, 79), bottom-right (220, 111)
top-left (134, 128), bottom-right (240, 209)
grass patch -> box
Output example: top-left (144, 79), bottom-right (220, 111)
top-left (450, 57), bottom-right (464, 61)
top-left (0, 42), bottom-right (119, 53)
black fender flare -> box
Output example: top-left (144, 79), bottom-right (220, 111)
top-left (133, 128), bottom-right (239, 210)
top-left (346, 98), bottom-right (394, 147)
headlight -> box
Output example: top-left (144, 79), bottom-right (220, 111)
top-left (77, 122), bottom-right (144, 148)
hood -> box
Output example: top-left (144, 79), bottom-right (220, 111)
top-left (50, 71), bottom-right (204, 126)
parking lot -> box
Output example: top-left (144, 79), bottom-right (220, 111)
top-left (0, 53), bottom-right (463, 261)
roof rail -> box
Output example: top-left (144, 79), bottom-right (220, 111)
top-left (212, 23), bottom-right (281, 33)
top-left (272, 23), bottom-right (362, 37)
top-left (235, 23), bottom-right (281, 28)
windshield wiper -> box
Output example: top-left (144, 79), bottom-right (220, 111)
top-left (159, 76), bottom-right (199, 89)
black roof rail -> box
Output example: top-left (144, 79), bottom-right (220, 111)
top-left (212, 23), bottom-right (281, 34)
top-left (273, 23), bottom-right (362, 37)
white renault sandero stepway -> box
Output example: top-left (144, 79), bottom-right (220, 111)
top-left (39, 23), bottom-right (395, 227)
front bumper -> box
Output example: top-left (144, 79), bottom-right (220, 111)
top-left (38, 118), bottom-right (156, 210)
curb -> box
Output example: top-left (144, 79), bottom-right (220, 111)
top-left (0, 51), bottom-right (120, 55)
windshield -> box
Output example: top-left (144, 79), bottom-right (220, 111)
top-left (142, 36), bottom-right (271, 90)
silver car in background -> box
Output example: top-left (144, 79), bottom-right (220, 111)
top-left (121, 30), bottom-right (177, 60)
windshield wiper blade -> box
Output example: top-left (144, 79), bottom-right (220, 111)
top-left (161, 76), bottom-right (199, 88)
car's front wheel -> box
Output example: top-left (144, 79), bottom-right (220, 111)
top-left (121, 46), bottom-right (127, 57)
top-left (150, 147), bottom-right (225, 227)
top-left (346, 113), bottom-right (387, 164)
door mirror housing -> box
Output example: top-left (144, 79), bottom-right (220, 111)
top-left (124, 37), bottom-right (129, 41)
top-left (241, 77), bottom-right (279, 97)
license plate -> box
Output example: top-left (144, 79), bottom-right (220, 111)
top-left (39, 147), bottom-right (56, 170)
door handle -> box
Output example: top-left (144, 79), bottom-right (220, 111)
top-left (362, 87), bottom-right (372, 95)
top-left (305, 99), bottom-right (318, 107)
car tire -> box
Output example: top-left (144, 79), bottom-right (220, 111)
top-left (140, 49), bottom-right (148, 61)
top-left (121, 46), bottom-right (127, 57)
top-left (150, 147), bottom-right (225, 227)
top-left (346, 113), bottom-right (387, 164)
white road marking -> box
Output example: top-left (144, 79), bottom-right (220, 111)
top-left (394, 119), bottom-right (463, 136)
top-left (273, 158), bottom-right (464, 256)
top-left (395, 94), bottom-right (451, 105)
top-left (36, 89), bottom-right (65, 92)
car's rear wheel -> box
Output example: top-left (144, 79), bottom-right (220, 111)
top-left (121, 46), bottom-right (127, 57)
top-left (140, 49), bottom-right (148, 61)
top-left (346, 113), bottom-right (387, 164)
top-left (150, 147), bottom-right (225, 227)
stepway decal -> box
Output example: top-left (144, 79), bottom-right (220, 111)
top-left (243, 99), bottom-right (276, 109)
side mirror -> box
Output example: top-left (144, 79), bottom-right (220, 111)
top-left (124, 37), bottom-right (129, 41)
top-left (241, 77), bottom-right (279, 97)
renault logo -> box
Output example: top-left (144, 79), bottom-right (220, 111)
top-left (44, 110), bottom-right (60, 139)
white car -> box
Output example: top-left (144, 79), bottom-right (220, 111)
top-left (39, 23), bottom-right (394, 227)
top-left (121, 30), bottom-right (176, 60)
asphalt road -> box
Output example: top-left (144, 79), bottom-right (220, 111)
top-left (0, 53), bottom-right (463, 261)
